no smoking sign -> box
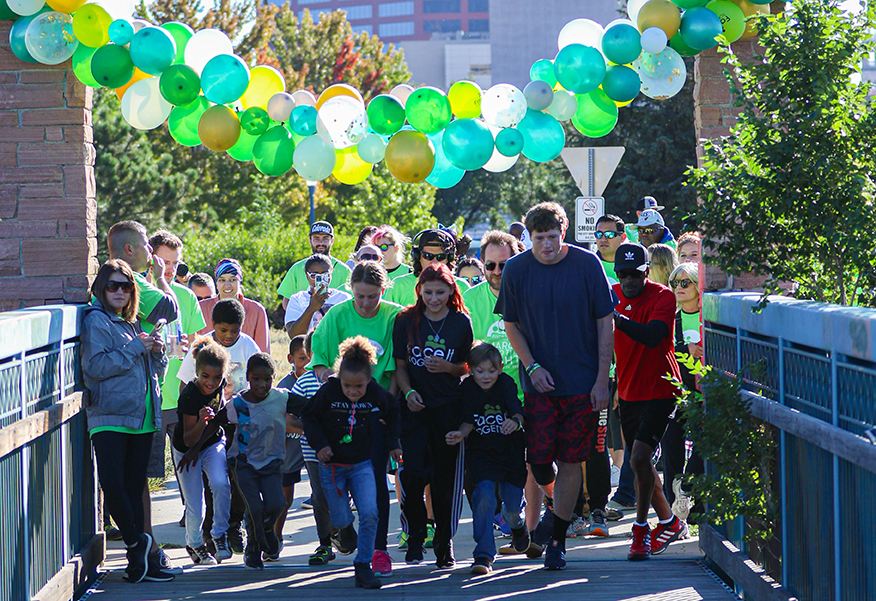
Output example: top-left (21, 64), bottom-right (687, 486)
top-left (575, 196), bottom-right (605, 243)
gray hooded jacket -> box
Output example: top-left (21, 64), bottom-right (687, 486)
top-left (81, 300), bottom-right (167, 432)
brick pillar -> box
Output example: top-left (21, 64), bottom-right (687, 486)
top-left (0, 19), bottom-right (98, 311)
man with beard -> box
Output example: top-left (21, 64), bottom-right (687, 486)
top-left (278, 221), bottom-right (353, 308)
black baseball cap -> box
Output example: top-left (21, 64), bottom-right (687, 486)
top-left (310, 221), bottom-right (334, 236)
top-left (614, 243), bottom-right (649, 272)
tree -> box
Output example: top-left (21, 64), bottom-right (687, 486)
top-left (688, 0), bottom-right (876, 306)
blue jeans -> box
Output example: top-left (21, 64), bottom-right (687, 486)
top-left (320, 460), bottom-right (378, 565)
top-left (612, 441), bottom-right (636, 505)
top-left (471, 480), bottom-right (524, 561)
top-left (173, 441), bottom-right (231, 547)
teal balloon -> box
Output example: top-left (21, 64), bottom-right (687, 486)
top-left (91, 44), bottom-right (134, 89)
top-left (601, 23), bottom-right (642, 65)
top-left (495, 128), bottom-right (524, 157)
top-left (571, 89), bottom-right (618, 138)
top-left (442, 118), bottom-right (494, 171)
top-left (679, 6), bottom-right (723, 51)
top-left (669, 32), bottom-right (700, 57)
top-left (226, 130), bottom-right (258, 162)
top-left (159, 64), bottom-right (200, 106)
top-left (108, 19), bottom-right (134, 45)
top-left (425, 131), bottom-right (465, 189)
top-left (9, 13), bottom-right (40, 63)
top-left (517, 109), bottom-right (564, 163)
top-left (405, 87), bottom-right (452, 134)
top-left (530, 59), bottom-right (558, 88)
top-left (252, 126), bottom-right (296, 176)
top-left (672, 0), bottom-right (709, 7)
top-left (290, 105), bottom-right (318, 136)
top-left (200, 54), bottom-right (250, 105)
top-left (294, 135), bottom-right (337, 181)
top-left (367, 94), bottom-right (406, 135)
top-left (746, 0), bottom-right (771, 3)
top-left (553, 44), bottom-right (606, 95)
top-left (240, 107), bottom-right (271, 136)
top-left (357, 134), bottom-right (387, 164)
top-left (601, 65), bottom-right (640, 103)
top-left (129, 27), bottom-right (177, 75)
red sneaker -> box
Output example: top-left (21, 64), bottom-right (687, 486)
top-left (628, 524), bottom-right (651, 561)
top-left (651, 517), bottom-right (688, 555)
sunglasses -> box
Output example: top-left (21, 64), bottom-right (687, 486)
top-left (196, 295), bottom-right (211, 301)
top-left (594, 231), bottom-right (621, 240)
top-left (358, 253), bottom-right (380, 261)
top-left (484, 261), bottom-right (507, 271)
top-left (105, 281), bottom-right (134, 293)
top-left (670, 279), bottom-right (694, 290)
top-left (616, 269), bottom-right (646, 280)
top-left (421, 251), bottom-right (451, 262)
top-left (465, 275), bottom-right (483, 285)
top-left (377, 243), bottom-right (391, 252)
top-left (639, 227), bottom-right (661, 236)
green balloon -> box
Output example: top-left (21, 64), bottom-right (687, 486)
top-left (227, 130), bottom-right (258, 162)
top-left (253, 126), bottom-right (296, 176)
top-left (601, 23), bottom-right (642, 65)
top-left (669, 32), bottom-right (700, 57)
top-left (554, 44), bottom-right (606, 95)
top-left (530, 59), bottom-right (558, 88)
top-left (517, 109), bottom-right (565, 163)
top-left (159, 64), bottom-right (200, 106)
top-left (290, 105), bottom-right (318, 136)
top-left (108, 19), bottom-right (134, 45)
top-left (601, 65), bottom-right (641, 103)
top-left (405, 87), bottom-right (452, 134)
top-left (1, 0), bottom-right (19, 20)
top-left (161, 22), bottom-right (194, 64)
top-left (442, 118), bottom-right (494, 171)
top-left (572, 89), bottom-right (619, 139)
top-left (240, 107), bottom-right (271, 136)
top-left (168, 96), bottom-right (210, 147)
top-left (129, 27), bottom-right (177, 76)
top-left (671, 0), bottom-right (709, 7)
top-left (495, 128), bottom-right (524, 157)
top-left (91, 44), bottom-right (134, 89)
top-left (72, 45), bottom-right (100, 88)
top-left (200, 54), bottom-right (250, 105)
top-left (367, 94), bottom-right (406, 135)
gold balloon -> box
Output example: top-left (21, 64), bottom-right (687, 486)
top-left (384, 130), bottom-right (435, 184)
top-left (46, 0), bottom-right (87, 13)
top-left (637, 0), bottom-right (681, 39)
top-left (198, 105), bottom-right (241, 151)
top-left (116, 68), bottom-right (151, 101)
top-left (731, 0), bottom-right (769, 39)
top-left (332, 147), bottom-right (373, 185)
top-left (316, 83), bottom-right (364, 110)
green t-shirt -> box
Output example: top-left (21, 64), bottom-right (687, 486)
top-left (383, 272), bottom-right (470, 307)
top-left (133, 272), bottom-right (167, 334)
top-left (307, 298), bottom-right (403, 389)
top-left (90, 386), bottom-right (157, 436)
top-left (386, 263), bottom-right (412, 280)
top-left (600, 258), bottom-right (618, 286)
top-left (463, 282), bottom-right (523, 401)
top-left (680, 309), bottom-right (702, 346)
top-left (277, 256), bottom-right (352, 298)
top-left (161, 282), bottom-right (208, 410)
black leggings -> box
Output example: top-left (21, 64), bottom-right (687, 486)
top-left (370, 414), bottom-right (391, 552)
top-left (92, 431), bottom-right (153, 547)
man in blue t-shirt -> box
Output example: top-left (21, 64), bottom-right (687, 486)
top-left (494, 202), bottom-right (616, 571)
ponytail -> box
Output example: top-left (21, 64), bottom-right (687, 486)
top-left (333, 335), bottom-right (376, 377)
top-left (192, 335), bottom-right (230, 377)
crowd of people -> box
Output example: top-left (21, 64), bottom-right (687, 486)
top-left (81, 197), bottom-right (704, 587)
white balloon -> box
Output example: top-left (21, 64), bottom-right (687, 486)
top-left (606, 18), bottom-right (637, 29)
top-left (634, 47), bottom-right (687, 100)
top-left (121, 77), bottom-right (171, 130)
top-left (94, 0), bottom-right (136, 20)
top-left (558, 18), bottom-right (604, 51)
top-left (640, 27), bottom-right (668, 54)
top-left (25, 11), bottom-right (78, 65)
top-left (524, 80), bottom-right (554, 111)
top-left (8, 0), bottom-right (43, 16)
top-left (131, 18), bottom-right (151, 32)
top-left (316, 95), bottom-right (368, 149)
top-left (291, 89), bottom-right (317, 107)
top-left (547, 90), bottom-right (578, 122)
top-left (184, 28), bottom-right (234, 75)
top-left (627, 0), bottom-right (651, 24)
top-left (267, 92), bottom-right (296, 122)
top-left (484, 124), bottom-right (519, 173)
top-left (294, 135), bottom-right (337, 181)
top-left (481, 84), bottom-right (527, 128)
top-left (390, 84), bottom-right (414, 106)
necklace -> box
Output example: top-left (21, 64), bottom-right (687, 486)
top-left (426, 310), bottom-right (449, 339)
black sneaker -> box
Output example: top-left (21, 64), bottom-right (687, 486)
top-left (105, 526), bottom-right (123, 541)
top-left (308, 545), bottom-right (336, 566)
top-left (178, 510), bottom-right (186, 528)
top-left (354, 562), bottom-right (382, 589)
top-left (263, 527), bottom-right (281, 559)
top-left (228, 526), bottom-right (245, 555)
top-left (213, 534), bottom-right (232, 562)
top-left (244, 544), bottom-right (264, 570)
top-left (187, 544), bottom-right (218, 565)
top-left (511, 527), bottom-right (531, 553)
top-left (204, 537), bottom-right (217, 557)
top-left (331, 524), bottom-right (358, 555)
top-left (434, 539), bottom-right (455, 570)
top-left (526, 541), bottom-right (545, 559)
top-left (142, 564), bottom-right (176, 582)
top-left (157, 548), bottom-right (183, 574)
top-left (124, 533), bottom-right (152, 584)
top-left (404, 544), bottom-right (424, 565)
top-left (543, 542), bottom-right (566, 571)
top-left (471, 556), bottom-right (492, 575)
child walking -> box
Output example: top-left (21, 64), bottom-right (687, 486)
top-left (445, 343), bottom-right (530, 575)
top-left (172, 336), bottom-right (233, 565)
top-left (301, 336), bottom-right (402, 589)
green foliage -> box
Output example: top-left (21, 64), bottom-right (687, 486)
top-left (673, 353), bottom-right (777, 543)
top-left (688, 0), bottom-right (876, 306)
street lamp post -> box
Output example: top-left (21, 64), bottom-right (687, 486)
top-left (307, 181), bottom-right (317, 226)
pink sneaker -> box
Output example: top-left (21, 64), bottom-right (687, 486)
top-left (372, 549), bottom-right (393, 577)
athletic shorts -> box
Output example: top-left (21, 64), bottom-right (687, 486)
top-left (523, 393), bottom-right (598, 465)
top-left (147, 409), bottom-right (178, 479)
top-left (282, 469), bottom-right (302, 487)
top-left (617, 398), bottom-right (677, 450)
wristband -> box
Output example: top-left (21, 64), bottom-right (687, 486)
top-left (512, 416), bottom-right (524, 431)
top-left (526, 362), bottom-right (540, 376)
top-left (405, 389), bottom-right (417, 400)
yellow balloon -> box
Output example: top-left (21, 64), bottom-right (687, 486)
top-left (316, 83), bottom-right (364, 110)
top-left (198, 105), bottom-right (241, 151)
top-left (116, 68), bottom-right (151, 100)
top-left (384, 130), bottom-right (435, 184)
top-left (46, 0), bottom-right (86, 13)
top-left (615, 98), bottom-right (633, 108)
top-left (332, 147), bottom-right (373, 185)
top-left (447, 80), bottom-right (482, 119)
top-left (72, 3), bottom-right (113, 48)
top-left (240, 65), bottom-right (285, 111)
top-left (636, 0), bottom-right (681, 39)
top-left (731, 0), bottom-right (769, 39)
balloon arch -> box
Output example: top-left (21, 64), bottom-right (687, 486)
top-left (3, 0), bottom-right (769, 187)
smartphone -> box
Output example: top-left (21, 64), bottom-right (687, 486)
top-left (313, 273), bottom-right (330, 291)
top-left (151, 318), bottom-right (167, 336)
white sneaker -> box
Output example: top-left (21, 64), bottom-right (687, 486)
top-left (610, 465), bottom-right (621, 488)
top-left (565, 516), bottom-right (589, 538)
top-left (671, 477), bottom-right (692, 521)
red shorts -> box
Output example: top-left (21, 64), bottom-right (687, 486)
top-left (523, 393), bottom-right (598, 465)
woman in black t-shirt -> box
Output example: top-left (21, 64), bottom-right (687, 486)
top-left (393, 263), bottom-right (473, 568)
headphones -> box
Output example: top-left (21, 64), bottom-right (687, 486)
top-left (410, 228), bottom-right (457, 274)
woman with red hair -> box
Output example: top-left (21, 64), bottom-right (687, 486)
top-left (392, 264), bottom-right (473, 569)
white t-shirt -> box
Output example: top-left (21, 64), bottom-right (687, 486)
top-left (284, 288), bottom-right (352, 333)
top-left (178, 332), bottom-right (261, 396)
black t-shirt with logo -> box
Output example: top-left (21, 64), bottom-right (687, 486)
top-left (392, 310), bottom-right (473, 408)
top-left (173, 380), bottom-right (229, 454)
top-left (461, 373), bottom-right (527, 488)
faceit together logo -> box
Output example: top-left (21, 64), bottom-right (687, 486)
top-left (625, 251), bottom-right (635, 261)
top-left (410, 335), bottom-right (455, 367)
